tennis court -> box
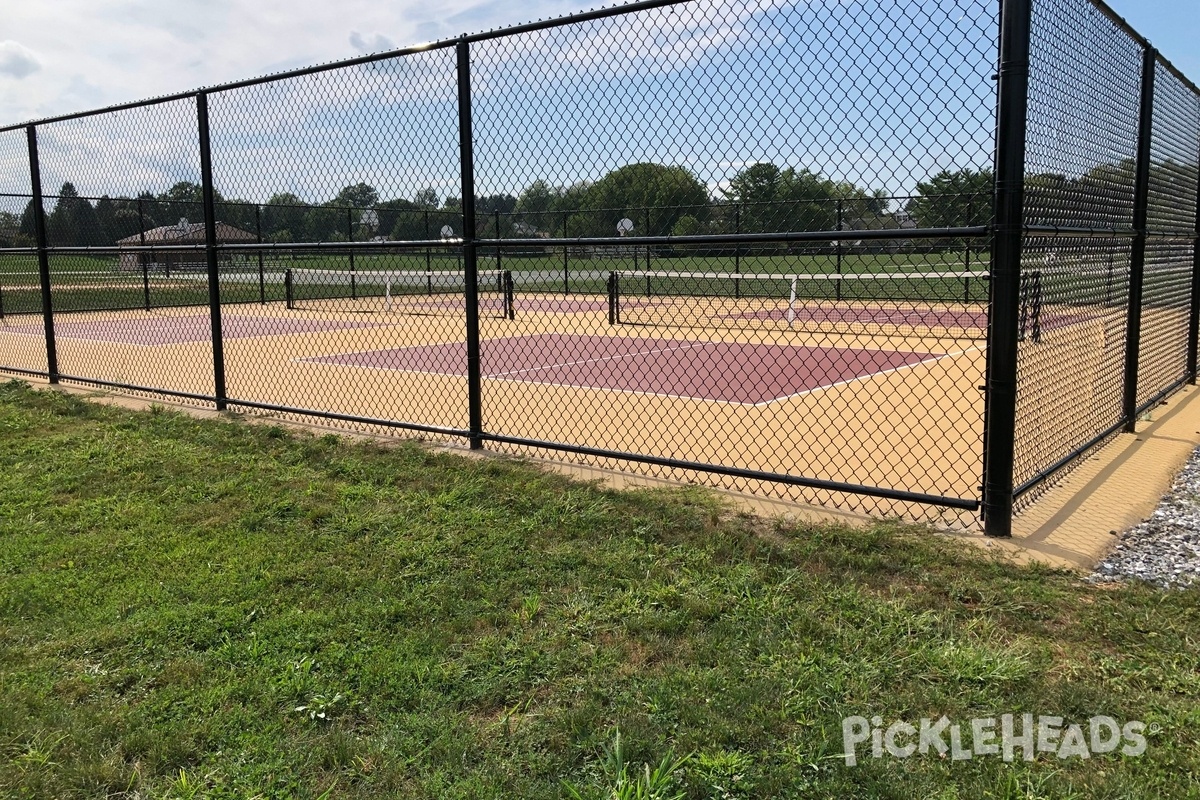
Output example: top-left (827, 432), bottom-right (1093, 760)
top-left (0, 260), bottom-right (1005, 522)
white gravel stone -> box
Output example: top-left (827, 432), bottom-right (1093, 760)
top-left (1088, 447), bottom-right (1200, 589)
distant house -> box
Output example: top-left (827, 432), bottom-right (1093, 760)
top-left (840, 210), bottom-right (918, 252)
top-left (116, 220), bottom-right (256, 273)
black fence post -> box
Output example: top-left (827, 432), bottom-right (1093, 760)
top-left (645, 207), bottom-right (652, 272)
top-left (457, 38), bottom-right (484, 450)
top-left (1122, 48), bottom-right (1157, 432)
top-left (734, 206), bottom-right (741, 299)
top-left (965, 195), bottom-right (974, 271)
top-left (981, 0), bottom-right (1032, 538)
top-left (136, 196), bottom-right (152, 310)
top-left (836, 198), bottom-right (844, 301)
top-left (1188, 136), bottom-right (1200, 384)
top-left (26, 126), bottom-right (58, 383)
top-left (347, 208), bottom-right (357, 300)
top-left (196, 92), bottom-right (227, 411)
top-left (255, 206), bottom-right (266, 304)
top-left (136, 197), bottom-right (154, 291)
top-left (562, 211), bottom-right (570, 294)
top-left (495, 209), bottom-right (503, 273)
top-left (424, 209), bottom-right (432, 272)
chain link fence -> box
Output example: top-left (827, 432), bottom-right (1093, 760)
top-left (0, 0), bottom-right (1196, 534)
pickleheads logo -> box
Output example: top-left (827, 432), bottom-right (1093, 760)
top-left (841, 714), bottom-right (1149, 766)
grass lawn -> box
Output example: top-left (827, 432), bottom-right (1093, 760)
top-left (0, 250), bottom-right (988, 316)
top-left (0, 381), bottom-right (1197, 798)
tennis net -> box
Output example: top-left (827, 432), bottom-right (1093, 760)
top-left (285, 268), bottom-right (515, 319)
top-left (606, 269), bottom-right (1036, 339)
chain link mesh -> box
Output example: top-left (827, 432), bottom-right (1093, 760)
top-left (1014, 0), bottom-right (1143, 497)
top-left (0, 128), bottom-right (46, 376)
top-left (466, 0), bottom-right (997, 520)
top-left (0, 0), bottom-right (1197, 528)
top-left (205, 48), bottom-right (469, 439)
top-left (1136, 63), bottom-right (1200, 409)
top-left (27, 101), bottom-right (215, 400)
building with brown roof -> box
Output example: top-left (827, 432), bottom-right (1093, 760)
top-left (116, 220), bottom-right (256, 273)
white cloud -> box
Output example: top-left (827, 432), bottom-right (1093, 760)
top-left (0, 41), bottom-right (41, 79)
top-left (0, 0), bottom-right (588, 125)
top-left (348, 31), bottom-right (396, 53)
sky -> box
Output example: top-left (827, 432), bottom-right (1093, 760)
top-left (0, 0), bottom-right (1193, 127)
top-left (0, 0), bottom-right (1195, 207)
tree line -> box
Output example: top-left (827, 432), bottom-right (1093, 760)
top-left (4, 159), bottom-right (1189, 250)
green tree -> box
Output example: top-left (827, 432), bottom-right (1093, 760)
top-left (377, 197), bottom-right (423, 240)
top-left (94, 196), bottom-right (117, 244)
top-left (581, 163), bottom-right (709, 237)
top-left (47, 182), bottom-right (101, 246)
top-left (262, 193), bottom-right (309, 242)
top-left (906, 168), bottom-right (993, 229)
top-left (669, 214), bottom-right (706, 253)
top-left (515, 179), bottom-right (556, 234)
top-left (0, 211), bottom-right (20, 247)
top-left (722, 163), bottom-right (781, 210)
top-left (303, 205), bottom-right (344, 242)
top-left (215, 198), bottom-right (258, 233)
top-left (721, 162), bottom-right (862, 235)
top-left (156, 182), bottom-right (211, 227)
top-left (413, 188), bottom-right (439, 209)
top-left (333, 183), bottom-right (379, 209)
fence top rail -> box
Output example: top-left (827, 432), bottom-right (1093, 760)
top-left (613, 269), bottom-right (989, 281)
top-left (0, 0), bottom-right (691, 134)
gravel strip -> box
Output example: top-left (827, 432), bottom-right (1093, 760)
top-left (1090, 447), bottom-right (1200, 589)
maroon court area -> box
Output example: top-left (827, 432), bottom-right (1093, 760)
top-left (308, 333), bottom-right (939, 404)
top-left (3, 315), bottom-right (377, 345)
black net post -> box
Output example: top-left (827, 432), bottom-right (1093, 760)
top-left (197, 92), bottom-right (228, 411)
top-left (255, 206), bottom-right (266, 304)
top-left (25, 125), bottom-right (58, 383)
top-left (607, 271), bottom-right (617, 325)
top-left (1122, 47), bottom-right (1157, 432)
top-left (1188, 136), bottom-right (1200, 384)
top-left (284, 268), bottom-right (294, 309)
top-left (982, 0), bottom-right (1032, 538)
top-left (504, 270), bottom-right (515, 320)
top-left (458, 38), bottom-right (484, 450)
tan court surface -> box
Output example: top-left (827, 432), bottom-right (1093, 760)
top-left (2, 291), bottom-right (1197, 569)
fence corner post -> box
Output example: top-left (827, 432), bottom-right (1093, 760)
top-left (26, 125), bottom-right (59, 384)
top-left (1186, 135), bottom-right (1200, 384)
top-left (1122, 47), bottom-right (1157, 430)
top-left (982, 0), bottom-right (1032, 538)
top-left (457, 37), bottom-right (483, 450)
top-left (196, 91), bottom-right (228, 411)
